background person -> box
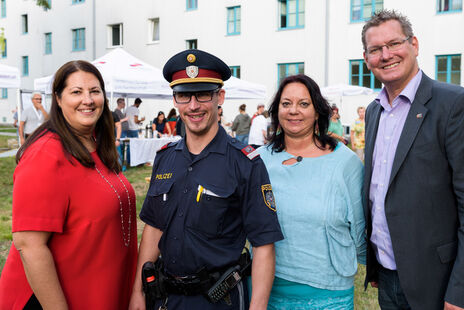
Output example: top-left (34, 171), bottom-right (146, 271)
top-left (258, 74), bottom-right (365, 309)
top-left (350, 106), bottom-right (365, 161)
top-left (231, 103), bottom-right (251, 144)
top-left (248, 108), bottom-right (269, 149)
top-left (362, 10), bottom-right (464, 310)
top-left (327, 104), bottom-right (347, 144)
top-left (112, 109), bottom-right (122, 149)
top-left (218, 105), bottom-right (232, 135)
top-left (114, 98), bottom-right (128, 165)
top-left (250, 103), bottom-right (265, 124)
top-left (129, 49), bottom-right (283, 310)
top-left (0, 60), bottom-right (137, 309)
top-left (152, 111), bottom-right (170, 138)
top-left (125, 97), bottom-right (145, 166)
top-left (165, 108), bottom-right (177, 136)
top-left (18, 92), bottom-right (49, 145)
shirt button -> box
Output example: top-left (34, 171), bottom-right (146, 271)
top-left (183, 188), bottom-right (188, 194)
top-left (172, 259), bottom-right (176, 264)
top-left (382, 160), bottom-right (387, 164)
top-left (188, 166), bottom-right (193, 172)
top-left (173, 236), bottom-right (178, 240)
top-left (385, 136), bottom-right (390, 140)
top-left (390, 113), bottom-right (394, 117)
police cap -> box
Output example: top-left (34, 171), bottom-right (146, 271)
top-left (163, 49), bottom-right (231, 92)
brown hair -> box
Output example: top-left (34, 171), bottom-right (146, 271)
top-left (16, 60), bottom-right (121, 173)
top-left (267, 74), bottom-right (337, 153)
top-left (361, 9), bottom-right (414, 50)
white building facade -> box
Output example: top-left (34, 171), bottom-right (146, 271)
top-left (0, 0), bottom-right (462, 124)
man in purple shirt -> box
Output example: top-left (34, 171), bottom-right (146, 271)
top-left (362, 10), bottom-right (464, 310)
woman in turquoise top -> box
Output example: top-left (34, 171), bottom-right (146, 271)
top-left (327, 105), bottom-right (347, 144)
top-left (257, 74), bottom-right (366, 309)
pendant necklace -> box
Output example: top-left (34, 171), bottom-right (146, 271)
top-left (95, 166), bottom-right (132, 247)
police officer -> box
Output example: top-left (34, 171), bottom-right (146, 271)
top-left (129, 49), bottom-right (283, 310)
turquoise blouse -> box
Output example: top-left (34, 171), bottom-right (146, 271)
top-left (258, 143), bottom-right (366, 290)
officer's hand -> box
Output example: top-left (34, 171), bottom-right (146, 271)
top-left (128, 290), bottom-right (146, 310)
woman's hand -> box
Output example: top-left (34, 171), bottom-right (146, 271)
top-left (128, 290), bottom-right (146, 310)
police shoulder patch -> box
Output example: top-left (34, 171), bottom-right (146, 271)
top-left (261, 184), bottom-right (276, 212)
top-left (241, 145), bottom-right (260, 160)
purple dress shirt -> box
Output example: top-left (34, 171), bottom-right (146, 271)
top-left (369, 70), bottom-right (422, 270)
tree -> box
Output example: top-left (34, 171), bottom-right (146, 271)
top-left (36, 0), bottom-right (51, 10)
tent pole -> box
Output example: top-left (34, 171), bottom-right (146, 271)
top-left (16, 89), bottom-right (22, 146)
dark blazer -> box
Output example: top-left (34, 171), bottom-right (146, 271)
top-left (363, 72), bottom-right (464, 310)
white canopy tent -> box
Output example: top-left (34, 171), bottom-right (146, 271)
top-left (0, 63), bottom-right (21, 125)
top-left (34, 48), bottom-right (267, 101)
top-left (320, 84), bottom-right (375, 126)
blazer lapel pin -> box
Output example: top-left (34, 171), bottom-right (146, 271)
top-left (416, 113), bottom-right (423, 119)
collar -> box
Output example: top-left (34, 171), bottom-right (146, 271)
top-left (175, 125), bottom-right (228, 156)
top-left (375, 69), bottom-right (423, 110)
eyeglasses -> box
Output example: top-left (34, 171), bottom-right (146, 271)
top-left (173, 89), bottom-right (220, 104)
top-left (366, 36), bottom-right (411, 57)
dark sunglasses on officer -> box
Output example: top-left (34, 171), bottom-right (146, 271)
top-left (173, 88), bottom-right (220, 104)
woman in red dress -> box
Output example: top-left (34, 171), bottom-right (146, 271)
top-left (0, 60), bottom-right (137, 309)
top-left (164, 108), bottom-right (177, 136)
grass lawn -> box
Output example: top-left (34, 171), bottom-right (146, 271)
top-left (0, 158), bottom-right (379, 309)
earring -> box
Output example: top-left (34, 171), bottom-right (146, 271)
top-left (314, 122), bottom-right (319, 136)
top-left (276, 124), bottom-right (282, 135)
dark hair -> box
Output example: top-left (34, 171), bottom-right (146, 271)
top-left (117, 97), bottom-right (125, 105)
top-left (134, 97), bottom-right (142, 105)
top-left (16, 60), bottom-right (121, 173)
top-left (331, 104), bottom-right (339, 113)
top-left (239, 104), bottom-right (246, 111)
top-left (167, 108), bottom-right (177, 120)
top-left (267, 74), bottom-right (337, 153)
top-left (155, 111), bottom-right (166, 124)
top-left (362, 9), bottom-right (414, 50)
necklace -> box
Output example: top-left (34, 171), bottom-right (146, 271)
top-left (95, 166), bottom-right (132, 247)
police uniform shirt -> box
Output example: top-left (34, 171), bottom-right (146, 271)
top-left (140, 126), bottom-right (283, 276)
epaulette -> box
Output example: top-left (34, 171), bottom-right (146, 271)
top-left (156, 141), bottom-right (176, 153)
top-left (240, 145), bottom-right (260, 160)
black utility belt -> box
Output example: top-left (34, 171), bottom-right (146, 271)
top-left (142, 250), bottom-right (251, 306)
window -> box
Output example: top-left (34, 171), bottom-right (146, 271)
top-left (437, 0), bottom-right (462, 12)
top-left (349, 59), bottom-right (382, 89)
top-left (1, 0), bottom-right (6, 18)
top-left (21, 14), bottom-right (28, 34)
top-left (148, 18), bottom-right (160, 42)
top-left (227, 6), bottom-right (241, 35)
top-left (351, 0), bottom-right (383, 22)
top-left (1, 39), bottom-right (6, 58)
top-left (186, 0), bottom-right (197, 10)
top-left (72, 0), bottom-right (85, 4)
top-left (277, 62), bottom-right (304, 84)
top-left (436, 55), bottom-right (461, 85)
top-left (22, 56), bottom-right (29, 76)
top-left (72, 28), bottom-right (85, 51)
top-left (279, 0), bottom-right (305, 29)
top-left (186, 39), bottom-right (197, 49)
top-left (230, 66), bottom-right (241, 78)
top-left (108, 24), bottom-right (123, 47)
top-left (1, 89), bottom-right (7, 99)
top-left (44, 33), bottom-right (52, 54)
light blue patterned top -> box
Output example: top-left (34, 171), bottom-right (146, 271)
top-left (258, 142), bottom-right (366, 290)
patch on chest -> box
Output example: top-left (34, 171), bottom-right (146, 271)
top-left (261, 184), bottom-right (276, 212)
top-left (155, 173), bottom-right (173, 180)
